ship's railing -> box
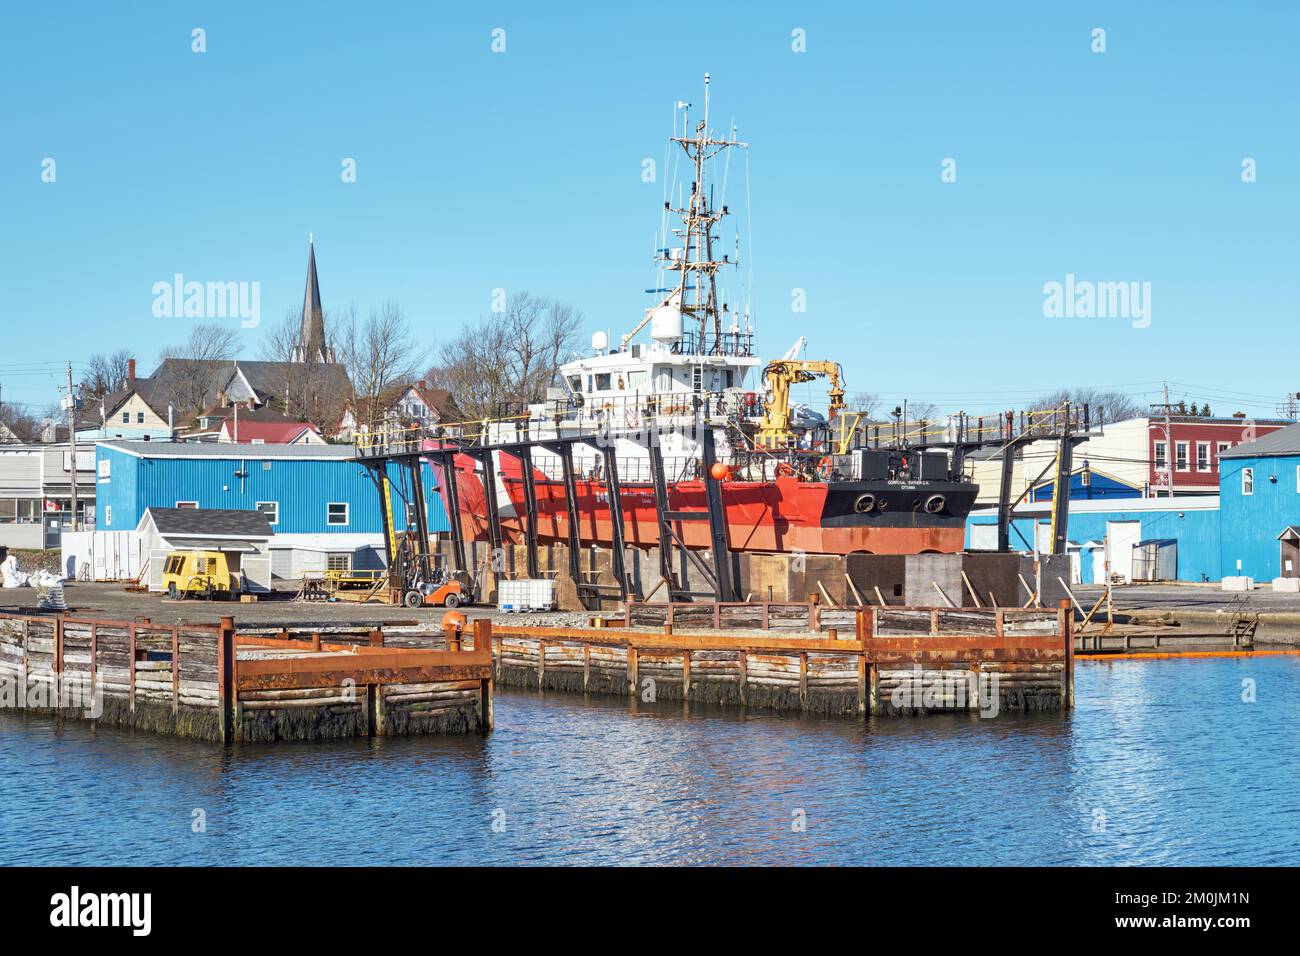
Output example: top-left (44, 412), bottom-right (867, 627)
top-left (846, 403), bottom-right (1103, 450)
top-left (671, 329), bottom-right (754, 357)
top-left (516, 452), bottom-right (704, 484)
top-left (497, 390), bottom-right (745, 441)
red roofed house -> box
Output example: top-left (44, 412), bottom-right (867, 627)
top-left (218, 417), bottom-right (325, 445)
top-left (332, 380), bottom-right (464, 442)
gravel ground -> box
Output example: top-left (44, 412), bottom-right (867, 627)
top-left (11, 580), bottom-right (1297, 633)
top-left (1075, 583), bottom-right (1300, 614)
top-left (0, 581), bottom-right (598, 629)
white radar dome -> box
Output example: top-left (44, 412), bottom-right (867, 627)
top-left (591, 330), bottom-right (609, 352)
top-left (650, 305), bottom-right (683, 342)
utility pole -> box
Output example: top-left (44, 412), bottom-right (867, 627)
top-left (1163, 382), bottom-right (1173, 499)
top-left (65, 363), bottom-right (80, 532)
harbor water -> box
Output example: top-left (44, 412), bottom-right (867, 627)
top-left (2, 656), bottom-right (1298, 866)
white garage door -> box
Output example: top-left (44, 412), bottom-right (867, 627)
top-left (1106, 521), bottom-right (1142, 584)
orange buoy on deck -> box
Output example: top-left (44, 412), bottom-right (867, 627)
top-left (709, 462), bottom-right (732, 481)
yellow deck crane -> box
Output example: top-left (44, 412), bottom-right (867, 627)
top-left (756, 359), bottom-right (861, 453)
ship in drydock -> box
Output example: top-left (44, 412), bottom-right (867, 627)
top-left (429, 75), bottom-right (978, 556)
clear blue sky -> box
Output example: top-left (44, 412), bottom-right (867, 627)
top-left (2, 1), bottom-right (1297, 419)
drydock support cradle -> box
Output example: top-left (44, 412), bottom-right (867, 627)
top-left (357, 421), bottom-right (740, 608)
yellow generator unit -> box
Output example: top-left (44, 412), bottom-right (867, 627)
top-left (161, 550), bottom-right (238, 600)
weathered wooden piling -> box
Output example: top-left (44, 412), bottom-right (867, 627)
top-left (489, 601), bottom-right (1074, 717)
top-left (0, 611), bottom-right (493, 743)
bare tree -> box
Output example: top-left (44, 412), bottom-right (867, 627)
top-left (847, 391), bottom-right (880, 418)
top-left (156, 323), bottom-right (241, 414)
top-left (428, 293), bottom-right (584, 420)
top-left (0, 402), bottom-right (41, 442)
top-left (428, 318), bottom-right (512, 422)
top-left (1031, 388), bottom-right (1144, 424)
top-left (258, 309), bottom-right (303, 366)
top-left (336, 301), bottom-right (425, 427)
top-left (80, 350), bottom-right (134, 400)
top-left (260, 305), bottom-right (357, 424)
top-left (906, 401), bottom-right (939, 423)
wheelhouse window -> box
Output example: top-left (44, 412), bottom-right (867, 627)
top-left (594, 373), bottom-right (611, 391)
top-left (327, 502), bottom-right (349, 526)
top-left (1242, 468), bottom-right (1254, 496)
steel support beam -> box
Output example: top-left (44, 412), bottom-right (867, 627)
top-left (997, 441), bottom-right (1017, 553)
top-left (601, 444), bottom-right (629, 600)
top-left (407, 456), bottom-right (432, 579)
top-left (1049, 433), bottom-right (1076, 556)
top-left (554, 443), bottom-right (584, 593)
top-left (647, 432), bottom-right (679, 592)
top-left (477, 449), bottom-right (504, 557)
top-left (435, 451), bottom-right (467, 573)
top-left (700, 421), bottom-right (737, 601)
top-left (517, 446), bottom-right (540, 579)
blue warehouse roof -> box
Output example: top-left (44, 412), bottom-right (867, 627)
top-left (99, 440), bottom-right (356, 460)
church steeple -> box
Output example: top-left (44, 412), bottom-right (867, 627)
top-left (292, 235), bottom-right (333, 363)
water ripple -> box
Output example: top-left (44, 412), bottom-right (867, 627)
top-left (2, 657), bottom-right (1298, 865)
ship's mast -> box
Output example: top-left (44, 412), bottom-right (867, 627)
top-left (664, 74), bottom-right (747, 353)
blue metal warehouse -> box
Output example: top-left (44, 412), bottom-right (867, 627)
top-left (967, 423), bottom-right (1300, 585)
top-left (93, 441), bottom-right (450, 579)
top-left (966, 497), bottom-right (1221, 584)
top-left (1219, 423), bottom-right (1300, 582)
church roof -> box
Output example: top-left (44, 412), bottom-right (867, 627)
top-left (298, 238), bottom-right (327, 362)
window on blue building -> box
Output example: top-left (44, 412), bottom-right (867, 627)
top-left (1242, 468), bottom-right (1254, 496)
top-left (256, 501), bottom-right (279, 525)
top-left (327, 502), bottom-right (349, 526)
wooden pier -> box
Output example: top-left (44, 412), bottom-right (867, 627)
top-left (0, 612), bottom-right (493, 743)
top-left (491, 602), bottom-right (1074, 716)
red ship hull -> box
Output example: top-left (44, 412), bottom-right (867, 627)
top-left (437, 453), bottom-right (970, 556)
